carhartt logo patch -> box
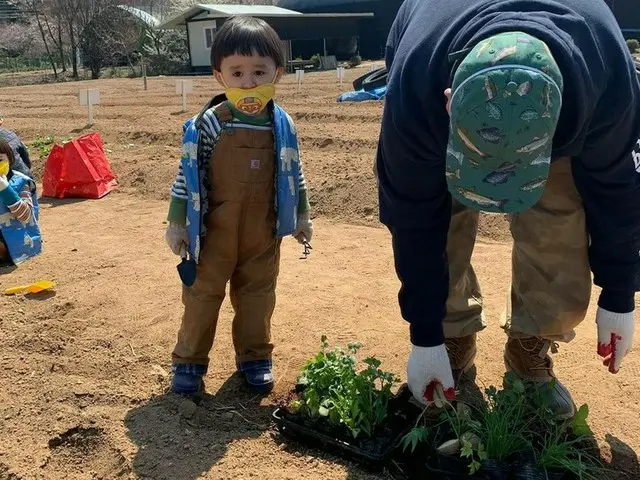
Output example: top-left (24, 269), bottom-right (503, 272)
top-left (251, 159), bottom-right (261, 169)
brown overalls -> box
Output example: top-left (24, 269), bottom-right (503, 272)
top-left (172, 104), bottom-right (281, 367)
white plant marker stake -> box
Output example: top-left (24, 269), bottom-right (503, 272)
top-left (142, 60), bottom-right (148, 91)
top-left (79, 88), bottom-right (100, 124)
top-left (176, 80), bottom-right (193, 112)
top-left (295, 69), bottom-right (304, 93)
top-left (337, 66), bottom-right (345, 87)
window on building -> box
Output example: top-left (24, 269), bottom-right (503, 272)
top-left (204, 27), bottom-right (216, 49)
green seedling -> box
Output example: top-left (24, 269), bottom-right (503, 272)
top-left (293, 336), bottom-right (400, 439)
top-left (401, 372), bottom-right (602, 478)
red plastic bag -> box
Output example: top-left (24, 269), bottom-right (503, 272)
top-left (42, 132), bottom-right (118, 199)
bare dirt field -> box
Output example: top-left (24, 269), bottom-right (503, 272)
top-left (0, 67), bottom-right (638, 480)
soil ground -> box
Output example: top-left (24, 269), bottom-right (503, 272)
top-left (0, 66), bottom-right (638, 479)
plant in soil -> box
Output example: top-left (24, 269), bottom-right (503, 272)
top-left (282, 336), bottom-right (401, 440)
top-left (400, 373), bottom-right (607, 478)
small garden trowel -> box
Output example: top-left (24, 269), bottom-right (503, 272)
top-left (4, 280), bottom-right (56, 295)
top-left (177, 245), bottom-right (196, 287)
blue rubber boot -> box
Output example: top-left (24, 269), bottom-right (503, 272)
top-left (237, 359), bottom-right (274, 394)
top-left (171, 364), bottom-right (206, 395)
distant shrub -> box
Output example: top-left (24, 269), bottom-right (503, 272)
top-left (627, 39), bottom-right (639, 54)
top-left (349, 55), bottom-right (362, 67)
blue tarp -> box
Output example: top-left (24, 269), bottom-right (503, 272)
top-left (337, 85), bottom-right (386, 103)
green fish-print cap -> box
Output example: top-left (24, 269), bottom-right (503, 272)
top-left (446, 31), bottom-right (563, 213)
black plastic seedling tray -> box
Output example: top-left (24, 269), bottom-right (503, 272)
top-left (272, 384), bottom-right (421, 466)
top-left (389, 445), bottom-right (572, 480)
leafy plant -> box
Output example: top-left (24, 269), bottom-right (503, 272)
top-left (291, 336), bottom-right (400, 439)
top-left (400, 372), bottom-right (603, 477)
top-left (401, 425), bottom-right (429, 453)
top-left (474, 378), bottom-right (530, 460)
top-left (30, 135), bottom-right (71, 159)
top-left (461, 437), bottom-right (488, 475)
top-left (627, 39), bottom-right (640, 54)
top-left (571, 404), bottom-right (592, 436)
top-left (30, 135), bottom-right (54, 158)
top-left (537, 426), bottom-right (602, 479)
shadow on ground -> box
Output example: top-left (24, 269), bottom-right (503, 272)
top-left (605, 434), bottom-right (640, 479)
top-left (124, 374), bottom-right (273, 480)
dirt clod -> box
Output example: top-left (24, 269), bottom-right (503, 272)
top-left (179, 399), bottom-right (198, 419)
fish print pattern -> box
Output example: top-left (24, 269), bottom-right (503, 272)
top-left (476, 39), bottom-right (493, 57)
top-left (493, 46), bottom-right (517, 63)
top-left (521, 176), bottom-right (548, 191)
top-left (457, 127), bottom-right (487, 158)
top-left (477, 127), bottom-right (504, 144)
top-left (520, 109), bottom-right (539, 122)
top-left (516, 134), bottom-right (550, 154)
top-left (541, 83), bottom-right (552, 118)
top-left (456, 187), bottom-right (508, 209)
top-left (516, 81), bottom-right (532, 96)
top-left (531, 152), bottom-right (551, 166)
top-left (446, 168), bottom-right (461, 179)
top-left (486, 102), bottom-right (503, 120)
top-left (447, 144), bottom-right (466, 165)
top-left (483, 169), bottom-right (516, 185)
top-left (484, 76), bottom-right (497, 100)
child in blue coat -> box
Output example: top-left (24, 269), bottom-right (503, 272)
top-left (0, 139), bottom-right (41, 266)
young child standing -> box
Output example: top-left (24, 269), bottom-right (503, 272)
top-left (0, 139), bottom-right (41, 266)
top-left (165, 16), bottom-right (312, 395)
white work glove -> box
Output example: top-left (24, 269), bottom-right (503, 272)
top-left (0, 175), bottom-right (8, 192)
top-left (407, 343), bottom-right (456, 406)
top-left (294, 211), bottom-right (313, 244)
top-left (596, 307), bottom-right (635, 374)
top-left (165, 222), bottom-right (188, 256)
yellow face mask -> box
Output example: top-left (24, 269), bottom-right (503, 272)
top-left (222, 74), bottom-right (277, 116)
top-left (0, 160), bottom-right (9, 176)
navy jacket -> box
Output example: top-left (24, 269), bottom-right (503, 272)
top-left (376, 0), bottom-right (640, 347)
top-left (0, 127), bottom-right (32, 177)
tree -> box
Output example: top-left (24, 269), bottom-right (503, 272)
top-left (0, 23), bottom-right (34, 58)
top-left (79, 6), bottom-right (141, 79)
top-left (18, 0), bottom-right (59, 77)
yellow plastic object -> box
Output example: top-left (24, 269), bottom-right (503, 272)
top-left (3, 280), bottom-right (56, 295)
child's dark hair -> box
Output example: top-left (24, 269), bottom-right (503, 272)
top-left (0, 140), bottom-right (14, 168)
top-left (211, 16), bottom-right (285, 71)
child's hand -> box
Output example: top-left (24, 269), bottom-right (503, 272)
top-left (165, 223), bottom-right (189, 256)
top-left (295, 211), bottom-right (313, 244)
top-left (0, 175), bottom-right (8, 192)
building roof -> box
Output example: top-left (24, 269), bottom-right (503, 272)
top-left (158, 3), bottom-right (371, 29)
top-left (0, 0), bottom-right (22, 21)
top-left (278, 0), bottom-right (374, 9)
top-left (117, 5), bottom-right (160, 27)
top-left (197, 4), bottom-right (301, 16)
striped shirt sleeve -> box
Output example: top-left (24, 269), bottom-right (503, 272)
top-left (297, 156), bottom-right (310, 214)
top-left (170, 163), bottom-right (188, 200)
top-left (167, 109), bottom-right (225, 224)
top-left (6, 184), bottom-right (34, 224)
top-left (169, 110), bottom-right (223, 202)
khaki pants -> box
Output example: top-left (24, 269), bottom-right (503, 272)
top-left (444, 157), bottom-right (592, 342)
top-left (172, 112), bottom-right (280, 366)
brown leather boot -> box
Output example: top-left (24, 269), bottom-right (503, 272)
top-left (504, 336), bottom-right (576, 420)
top-left (445, 334), bottom-right (477, 384)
